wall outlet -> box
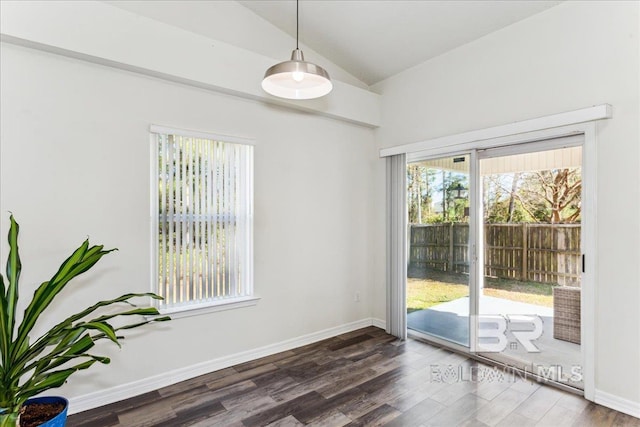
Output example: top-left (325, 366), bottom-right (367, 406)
top-left (354, 292), bottom-right (360, 302)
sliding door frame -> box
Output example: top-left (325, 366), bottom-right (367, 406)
top-left (403, 122), bottom-right (597, 400)
top-left (406, 150), bottom-right (478, 352)
top-left (475, 134), bottom-right (587, 391)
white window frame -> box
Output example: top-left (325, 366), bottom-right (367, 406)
top-left (150, 125), bottom-right (258, 319)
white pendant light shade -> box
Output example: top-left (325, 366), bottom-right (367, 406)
top-left (262, 49), bottom-right (332, 100)
top-left (261, 0), bottom-right (332, 100)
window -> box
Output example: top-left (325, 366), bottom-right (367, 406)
top-left (151, 126), bottom-right (254, 315)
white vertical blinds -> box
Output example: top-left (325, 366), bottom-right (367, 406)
top-left (386, 154), bottom-right (407, 340)
top-left (155, 131), bottom-right (253, 309)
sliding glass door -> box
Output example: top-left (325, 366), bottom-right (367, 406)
top-left (406, 154), bottom-right (471, 347)
top-left (476, 143), bottom-right (583, 389)
top-left (405, 137), bottom-right (585, 391)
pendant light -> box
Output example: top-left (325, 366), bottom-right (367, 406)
top-left (262, 0), bottom-right (332, 100)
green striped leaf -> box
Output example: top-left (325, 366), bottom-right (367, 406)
top-left (5, 216), bottom-right (21, 359)
top-left (20, 359), bottom-right (98, 400)
top-left (0, 275), bottom-right (9, 367)
top-left (81, 322), bottom-right (119, 346)
top-left (13, 245), bottom-right (115, 360)
top-left (0, 215), bottom-right (171, 416)
top-left (13, 293), bottom-right (163, 369)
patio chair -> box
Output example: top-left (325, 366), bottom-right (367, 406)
top-left (553, 286), bottom-right (581, 344)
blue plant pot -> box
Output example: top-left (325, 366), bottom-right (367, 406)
top-left (23, 397), bottom-right (68, 427)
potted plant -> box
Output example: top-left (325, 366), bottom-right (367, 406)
top-left (0, 216), bottom-right (170, 426)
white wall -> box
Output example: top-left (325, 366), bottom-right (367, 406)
top-left (0, 42), bottom-right (377, 403)
top-left (105, 0), bottom-right (369, 89)
top-left (0, 1), bottom-right (380, 128)
top-left (373, 0), bottom-right (640, 409)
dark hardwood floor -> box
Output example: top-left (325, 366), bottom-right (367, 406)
top-left (67, 327), bottom-right (640, 427)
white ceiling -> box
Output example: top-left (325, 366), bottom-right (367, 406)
top-left (238, 1), bottom-right (562, 85)
top-left (107, 1), bottom-right (562, 87)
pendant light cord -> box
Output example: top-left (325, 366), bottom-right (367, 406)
top-left (296, 0), bottom-right (299, 49)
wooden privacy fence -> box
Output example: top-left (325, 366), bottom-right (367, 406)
top-left (409, 223), bottom-right (581, 286)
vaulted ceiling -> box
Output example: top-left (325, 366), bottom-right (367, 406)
top-left (238, 0), bottom-right (562, 85)
top-left (107, 1), bottom-right (562, 87)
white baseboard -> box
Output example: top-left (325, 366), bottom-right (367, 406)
top-left (371, 318), bottom-right (386, 329)
top-left (595, 389), bottom-right (640, 419)
top-left (69, 317), bottom-right (383, 415)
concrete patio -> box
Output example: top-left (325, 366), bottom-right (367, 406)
top-left (407, 295), bottom-right (583, 389)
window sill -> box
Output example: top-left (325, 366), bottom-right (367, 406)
top-left (156, 296), bottom-right (261, 320)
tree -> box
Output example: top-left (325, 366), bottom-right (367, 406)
top-left (407, 164), bottom-right (436, 223)
top-left (507, 173), bottom-right (521, 222)
top-left (483, 167), bottom-right (582, 224)
top-left (516, 168), bottom-right (581, 223)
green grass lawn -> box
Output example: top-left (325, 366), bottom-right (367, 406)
top-left (484, 277), bottom-right (554, 307)
top-left (407, 279), bottom-right (469, 313)
top-left (407, 268), bottom-right (555, 313)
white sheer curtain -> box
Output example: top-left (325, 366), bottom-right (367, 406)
top-left (386, 154), bottom-right (407, 339)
